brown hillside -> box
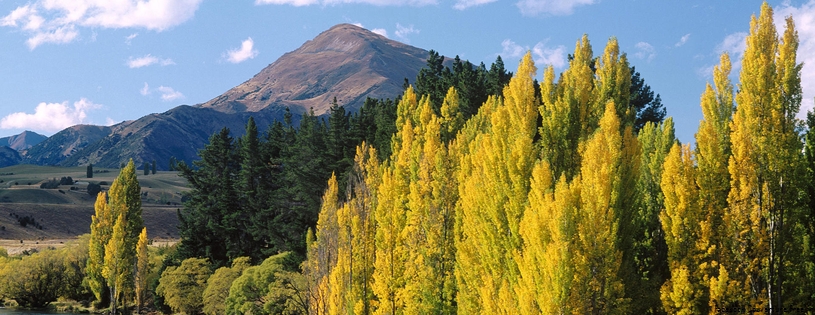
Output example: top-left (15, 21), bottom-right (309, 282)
top-left (199, 23), bottom-right (428, 115)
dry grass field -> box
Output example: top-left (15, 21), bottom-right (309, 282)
top-left (0, 164), bottom-right (187, 254)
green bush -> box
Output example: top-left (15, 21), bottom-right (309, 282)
top-left (225, 252), bottom-right (307, 315)
top-left (156, 257), bottom-right (211, 314)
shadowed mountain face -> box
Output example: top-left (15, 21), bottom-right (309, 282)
top-left (199, 23), bottom-right (428, 115)
top-left (20, 24), bottom-right (428, 169)
top-left (0, 131), bottom-right (47, 151)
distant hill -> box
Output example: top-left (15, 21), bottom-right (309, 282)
top-left (0, 130), bottom-right (47, 151)
top-left (22, 125), bottom-right (112, 166)
top-left (0, 146), bottom-right (21, 167)
top-left (20, 23), bottom-right (431, 169)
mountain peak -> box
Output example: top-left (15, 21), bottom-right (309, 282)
top-left (198, 23), bottom-right (428, 115)
top-left (0, 130), bottom-right (47, 151)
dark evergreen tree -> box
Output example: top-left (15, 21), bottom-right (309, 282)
top-left (152, 160), bottom-right (157, 174)
top-left (630, 67), bottom-right (667, 132)
top-left (87, 164), bottom-right (93, 179)
top-left (143, 162), bottom-right (149, 176)
top-left (177, 128), bottom-right (241, 268)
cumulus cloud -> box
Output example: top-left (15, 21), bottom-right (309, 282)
top-left (1, 0), bottom-right (202, 49)
top-left (675, 33), bottom-right (691, 47)
top-left (158, 86), bottom-right (184, 101)
top-left (501, 39), bottom-right (567, 68)
top-left (394, 24), bottom-right (418, 42)
top-left (127, 54), bottom-right (175, 68)
top-left (453, 0), bottom-right (498, 10)
top-left (634, 42), bottom-right (656, 62)
top-left (255, 0), bottom-right (436, 6)
top-left (776, 0), bottom-right (815, 118)
top-left (372, 28), bottom-right (388, 37)
top-left (224, 37), bottom-right (259, 64)
top-left (515, 0), bottom-right (595, 16)
top-left (0, 98), bottom-right (101, 132)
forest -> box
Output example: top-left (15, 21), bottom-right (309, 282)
top-left (0, 2), bottom-right (813, 314)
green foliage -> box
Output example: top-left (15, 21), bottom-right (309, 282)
top-left (156, 257), bottom-right (212, 315)
top-left (0, 238), bottom-right (90, 308)
top-left (225, 252), bottom-right (307, 315)
top-left (203, 257), bottom-right (251, 315)
top-left (87, 163), bottom-right (93, 178)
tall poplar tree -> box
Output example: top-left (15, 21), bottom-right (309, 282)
top-left (88, 192), bottom-right (112, 305)
top-left (456, 52), bottom-right (538, 314)
top-left (719, 3), bottom-right (805, 310)
top-left (659, 144), bottom-right (705, 314)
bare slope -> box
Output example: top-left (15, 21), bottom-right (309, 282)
top-left (199, 23), bottom-right (428, 115)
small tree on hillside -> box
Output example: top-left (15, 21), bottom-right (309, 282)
top-left (143, 162), bottom-right (149, 176)
top-left (151, 160), bottom-right (156, 175)
top-left (87, 164), bottom-right (93, 179)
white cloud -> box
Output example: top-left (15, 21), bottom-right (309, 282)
top-left (634, 42), bottom-right (656, 62)
top-left (2, 0), bottom-right (202, 49)
top-left (158, 86), bottom-right (184, 101)
top-left (125, 33), bottom-right (138, 45)
top-left (394, 24), bottom-right (418, 42)
top-left (501, 39), bottom-right (526, 59)
top-left (533, 42), bottom-right (567, 68)
top-left (255, 0), bottom-right (436, 6)
top-left (501, 39), bottom-right (567, 68)
top-left (105, 117), bottom-right (117, 126)
top-left (515, 0), bottom-right (595, 16)
top-left (0, 98), bottom-right (101, 132)
top-left (453, 0), bottom-right (498, 10)
top-left (776, 0), bottom-right (815, 118)
top-left (127, 54), bottom-right (175, 68)
top-left (140, 82), bottom-right (151, 96)
top-left (675, 33), bottom-right (691, 47)
top-left (26, 25), bottom-right (79, 49)
top-left (224, 37), bottom-right (259, 64)
top-left (372, 28), bottom-right (388, 38)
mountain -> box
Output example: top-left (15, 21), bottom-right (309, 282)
top-left (0, 131), bottom-right (47, 151)
top-left (199, 23), bottom-right (427, 115)
top-left (22, 125), bottom-right (112, 166)
top-left (0, 146), bottom-right (21, 167)
top-left (21, 23), bottom-right (430, 169)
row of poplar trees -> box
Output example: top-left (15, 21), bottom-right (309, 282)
top-left (87, 160), bottom-right (150, 315)
top-left (304, 3), bottom-right (815, 314)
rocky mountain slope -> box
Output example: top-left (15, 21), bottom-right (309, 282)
top-left (0, 130), bottom-right (47, 151)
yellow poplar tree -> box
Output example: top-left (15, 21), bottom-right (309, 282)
top-left (720, 3), bottom-right (805, 310)
top-left (135, 227), bottom-right (148, 313)
top-left (88, 192), bottom-right (112, 304)
top-left (539, 35), bottom-right (595, 180)
top-left (571, 101), bottom-right (631, 314)
top-left (660, 144), bottom-right (705, 315)
top-left (455, 52), bottom-right (538, 314)
top-left (694, 53), bottom-right (734, 312)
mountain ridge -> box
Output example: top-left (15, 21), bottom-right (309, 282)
top-left (18, 24), bottom-right (429, 169)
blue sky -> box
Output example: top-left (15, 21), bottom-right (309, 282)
top-left (1, 0), bottom-right (813, 144)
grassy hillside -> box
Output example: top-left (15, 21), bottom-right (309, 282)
top-left (0, 164), bottom-right (187, 242)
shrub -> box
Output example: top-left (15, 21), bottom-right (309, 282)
top-left (87, 183), bottom-right (101, 196)
top-left (156, 257), bottom-right (211, 315)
